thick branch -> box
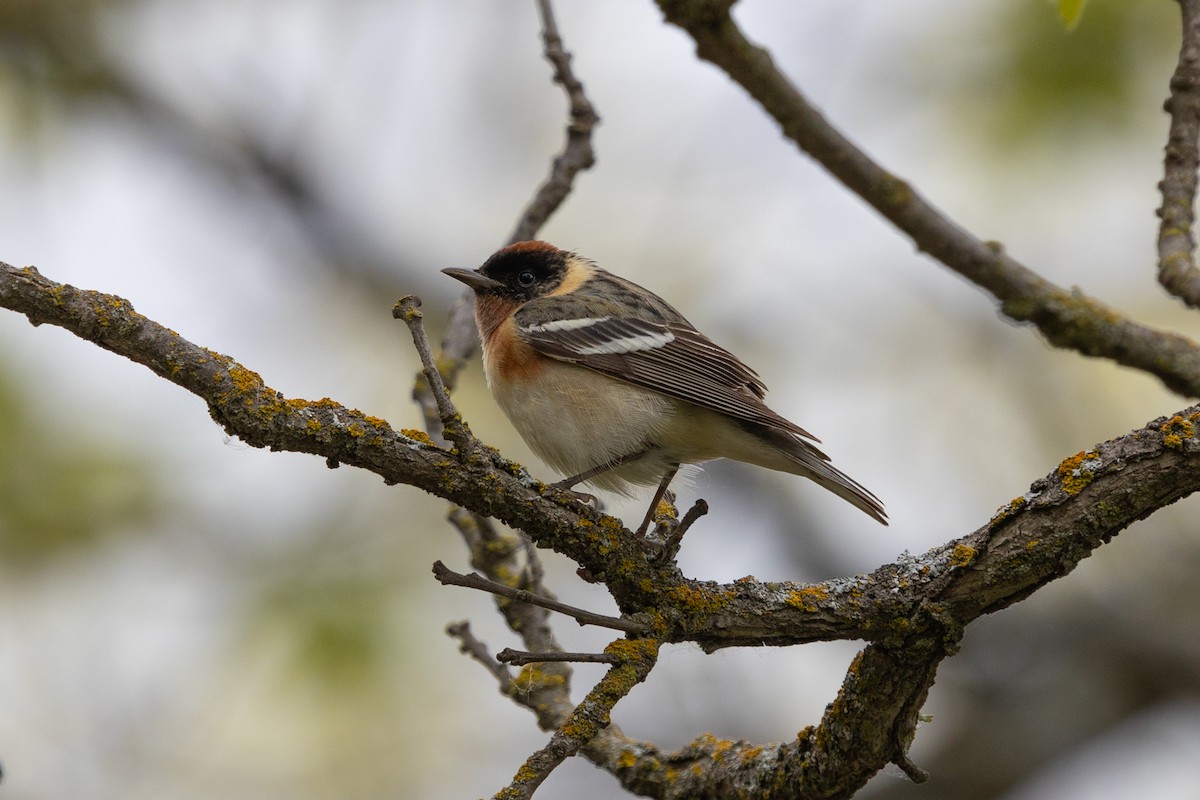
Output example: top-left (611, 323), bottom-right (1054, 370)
top-left (1159, 0), bottom-right (1200, 308)
top-left (656, 0), bottom-right (1200, 397)
top-left (7, 260), bottom-right (1199, 798)
top-left (4, 260), bottom-right (1199, 650)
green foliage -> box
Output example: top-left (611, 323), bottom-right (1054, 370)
top-left (925, 0), bottom-right (1176, 150)
top-left (0, 365), bottom-right (158, 567)
top-left (246, 560), bottom-right (399, 694)
top-left (1057, 0), bottom-right (1090, 31)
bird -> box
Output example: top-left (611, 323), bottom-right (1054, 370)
top-left (443, 241), bottom-right (886, 537)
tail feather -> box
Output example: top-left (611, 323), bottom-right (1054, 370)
top-left (749, 423), bottom-right (888, 525)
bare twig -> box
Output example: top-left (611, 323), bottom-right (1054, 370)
top-left (393, 295), bottom-right (475, 451)
top-left (509, 0), bottom-right (601, 244)
top-left (656, 0), bottom-right (1200, 398)
top-left (432, 561), bottom-right (647, 634)
top-left (498, 648), bottom-right (620, 666)
top-left (447, 621), bottom-right (514, 689)
top-left (661, 498), bottom-right (709, 557)
top-left (435, 0), bottom-right (602, 390)
top-left (1159, 0), bottom-right (1200, 308)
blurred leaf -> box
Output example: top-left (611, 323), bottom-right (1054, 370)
top-left (924, 0), bottom-right (1176, 151)
top-left (0, 364), bottom-right (158, 567)
top-left (0, 0), bottom-right (134, 137)
top-left (248, 562), bottom-right (397, 695)
top-left (1058, 0), bottom-right (1090, 31)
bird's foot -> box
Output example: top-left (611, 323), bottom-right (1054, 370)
top-left (548, 480), bottom-right (604, 512)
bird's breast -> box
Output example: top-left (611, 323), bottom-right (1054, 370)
top-left (486, 354), bottom-right (674, 487)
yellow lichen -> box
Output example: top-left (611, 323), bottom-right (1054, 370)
top-left (990, 495), bottom-right (1026, 526)
top-left (664, 584), bottom-right (734, 617)
top-left (1161, 415), bottom-right (1195, 449)
top-left (740, 745), bottom-right (764, 763)
top-left (228, 364), bottom-right (264, 394)
top-left (508, 665), bottom-right (568, 696)
top-left (604, 638), bottom-right (660, 665)
top-left (949, 544), bottom-right (976, 568)
top-left (785, 585), bottom-right (829, 613)
top-left (693, 732), bottom-right (735, 762)
top-left (1057, 449), bottom-right (1099, 494)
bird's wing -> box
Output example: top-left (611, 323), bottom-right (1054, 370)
top-left (513, 307), bottom-right (820, 442)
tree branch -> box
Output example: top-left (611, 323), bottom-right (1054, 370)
top-left (495, 638), bottom-right (660, 799)
top-left (446, 621), bottom-right (514, 691)
top-left (393, 295), bottom-right (476, 453)
top-left (498, 649), bottom-right (620, 666)
top-left (432, 560), bottom-right (647, 634)
top-left (508, 0), bottom-right (601, 245)
top-left (5, 258), bottom-right (1199, 797)
top-left (656, 0), bottom-right (1200, 397)
top-left (434, 0), bottom-right (601, 397)
top-left (1159, 0), bottom-right (1200, 308)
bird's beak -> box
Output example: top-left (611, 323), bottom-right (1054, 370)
top-left (442, 267), bottom-right (503, 292)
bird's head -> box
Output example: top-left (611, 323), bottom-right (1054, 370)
top-left (443, 241), bottom-right (571, 303)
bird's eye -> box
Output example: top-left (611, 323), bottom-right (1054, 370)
top-left (517, 270), bottom-right (536, 287)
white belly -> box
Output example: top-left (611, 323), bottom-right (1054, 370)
top-left (488, 359), bottom-right (678, 492)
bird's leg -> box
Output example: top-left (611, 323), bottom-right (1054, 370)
top-left (634, 464), bottom-right (680, 539)
top-left (549, 447), bottom-right (651, 504)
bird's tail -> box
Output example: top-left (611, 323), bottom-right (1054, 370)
top-left (749, 423), bottom-right (888, 525)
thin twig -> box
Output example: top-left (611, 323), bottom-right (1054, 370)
top-left (663, 498), bottom-right (709, 556)
top-left (508, 0), bottom-right (600, 244)
top-left (893, 745), bottom-right (930, 784)
top-left (447, 621), bottom-right (514, 689)
top-left (1158, 0), bottom-right (1200, 309)
top-left (433, 561), bottom-right (646, 634)
top-left (392, 295), bottom-right (475, 452)
top-left (498, 648), bottom-right (620, 666)
top-left (436, 0), bottom-right (602, 383)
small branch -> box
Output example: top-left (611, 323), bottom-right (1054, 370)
top-left (434, 0), bottom-right (602, 387)
top-left (508, 0), bottom-right (600, 244)
top-left (498, 648), bottom-right (620, 666)
top-left (1158, 0), bottom-right (1200, 309)
top-left (894, 746), bottom-right (931, 784)
top-left (494, 638), bottom-right (661, 800)
top-left (432, 561), bottom-right (647, 634)
top-left (495, 734), bottom-right (577, 800)
top-left (411, 7), bottom-right (602, 724)
top-left (447, 621), bottom-right (514, 689)
top-left (392, 295), bottom-right (475, 451)
top-left (662, 498), bottom-right (709, 557)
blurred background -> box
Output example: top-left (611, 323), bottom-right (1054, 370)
top-left (0, 1), bottom-right (1198, 798)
